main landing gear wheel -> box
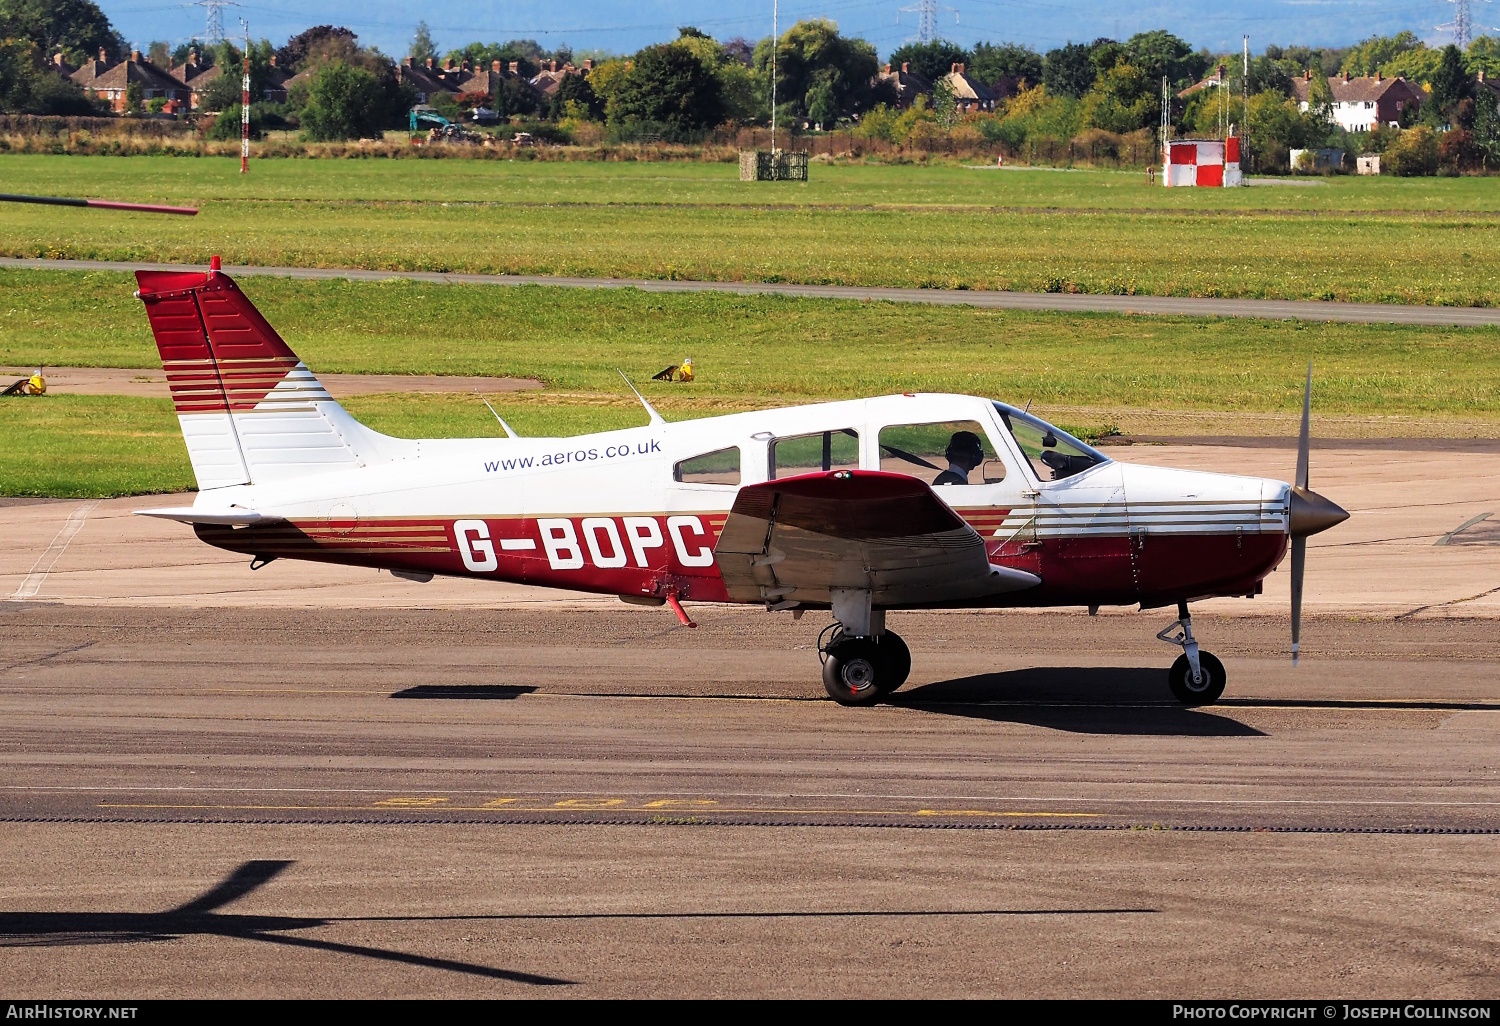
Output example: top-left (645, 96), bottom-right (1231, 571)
top-left (877, 631), bottom-right (912, 695)
top-left (821, 632), bottom-right (911, 706)
top-left (1168, 651), bottom-right (1226, 706)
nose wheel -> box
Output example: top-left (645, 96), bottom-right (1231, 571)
top-left (820, 627), bottom-right (911, 706)
top-left (1158, 601), bottom-right (1226, 705)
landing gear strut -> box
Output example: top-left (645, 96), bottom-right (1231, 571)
top-left (1157, 600), bottom-right (1226, 705)
top-left (819, 588), bottom-right (911, 706)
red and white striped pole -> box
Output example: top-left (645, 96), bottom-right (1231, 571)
top-left (240, 20), bottom-right (250, 174)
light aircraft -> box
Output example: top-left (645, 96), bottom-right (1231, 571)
top-left (132, 264), bottom-right (1349, 706)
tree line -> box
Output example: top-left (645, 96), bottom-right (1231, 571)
top-left (2, 0), bottom-right (1497, 170)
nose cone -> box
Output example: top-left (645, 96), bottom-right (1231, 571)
top-left (1290, 486), bottom-right (1348, 538)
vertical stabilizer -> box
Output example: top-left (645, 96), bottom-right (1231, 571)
top-left (135, 268), bottom-right (385, 491)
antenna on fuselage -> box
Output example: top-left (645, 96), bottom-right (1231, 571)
top-left (477, 395), bottom-right (519, 438)
top-left (617, 369), bottom-right (665, 428)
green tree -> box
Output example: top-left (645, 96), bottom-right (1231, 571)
top-left (123, 79), bottom-right (142, 115)
top-left (1080, 62), bottom-right (1156, 132)
top-left (147, 40), bottom-right (168, 67)
top-left (1089, 38), bottom-right (1125, 76)
top-left (1467, 36), bottom-right (1500, 76)
top-left (0, 0), bottom-right (124, 63)
top-left (410, 22), bottom-right (435, 63)
top-left (610, 41), bottom-right (725, 136)
top-left (548, 70), bottom-right (603, 120)
top-left (299, 59), bottom-right (385, 140)
top-left (205, 102), bottom-right (265, 140)
top-left (1472, 85), bottom-right (1500, 169)
top-left (1379, 47), bottom-right (1442, 86)
top-left (806, 74), bottom-right (836, 128)
top-left (199, 40), bottom-right (276, 113)
top-left (969, 41), bottom-right (1042, 88)
top-left (1123, 29), bottom-right (1205, 87)
top-left (1042, 42), bottom-right (1095, 99)
top-left (888, 39), bottom-right (968, 82)
top-left (756, 19), bottom-right (878, 120)
top-left (670, 26), bottom-right (760, 123)
top-left (0, 36), bottom-right (93, 113)
top-left (1340, 32), bottom-right (1422, 76)
top-left (276, 25), bottom-right (355, 70)
top-left (931, 77), bottom-right (958, 129)
top-left (1428, 44), bottom-right (1471, 117)
top-left (1385, 125), bottom-right (1439, 175)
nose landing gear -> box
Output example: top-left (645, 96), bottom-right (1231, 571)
top-left (1157, 600), bottom-right (1226, 705)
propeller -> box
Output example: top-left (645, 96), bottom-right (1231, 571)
top-left (1287, 363), bottom-right (1350, 665)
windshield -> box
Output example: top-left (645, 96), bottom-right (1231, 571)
top-left (993, 403), bottom-right (1109, 482)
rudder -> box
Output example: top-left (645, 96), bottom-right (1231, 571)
top-left (136, 267), bottom-right (383, 490)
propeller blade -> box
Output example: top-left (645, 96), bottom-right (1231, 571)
top-left (1296, 362), bottom-right (1311, 491)
top-left (1290, 536), bottom-right (1305, 665)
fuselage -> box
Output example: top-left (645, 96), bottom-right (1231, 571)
top-left (191, 392), bottom-right (1292, 612)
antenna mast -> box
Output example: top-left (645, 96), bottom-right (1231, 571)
top-left (771, 0), bottom-right (777, 156)
top-left (240, 18), bottom-right (250, 174)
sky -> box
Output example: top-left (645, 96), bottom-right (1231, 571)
top-left (100, 0), bottom-right (1480, 60)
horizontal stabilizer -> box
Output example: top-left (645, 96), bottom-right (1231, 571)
top-left (134, 506), bottom-right (277, 526)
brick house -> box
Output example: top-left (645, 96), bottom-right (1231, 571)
top-left (70, 50), bottom-right (190, 113)
top-left (1291, 70), bottom-right (1424, 133)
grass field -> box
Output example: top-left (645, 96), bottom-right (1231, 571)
top-left (2, 156), bottom-right (1496, 305)
top-left (3, 269), bottom-right (1499, 496)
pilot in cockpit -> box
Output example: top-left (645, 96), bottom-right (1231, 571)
top-left (931, 431), bottom-right (985, 486)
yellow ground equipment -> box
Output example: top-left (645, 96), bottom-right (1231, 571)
top-left (1, 368), bottom-right (46, 396)
top-left (651, 358), bottom-right (694, 383)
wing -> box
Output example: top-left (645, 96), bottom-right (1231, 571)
top-left (714, 470), bottom-right (1039, 607)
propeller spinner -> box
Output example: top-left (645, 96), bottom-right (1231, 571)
top-left (1288, 363), bottom-right (1350, 665)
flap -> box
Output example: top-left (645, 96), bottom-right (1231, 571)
top-left (715, 470), bottom-right (1039, 607)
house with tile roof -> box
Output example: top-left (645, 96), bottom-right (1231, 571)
top-left (1291, 70), bottom-right (1424, 133)
top-left (938, 63), bottom-right (997, 113)
top-left (71, 50), bottom-right (190, 113)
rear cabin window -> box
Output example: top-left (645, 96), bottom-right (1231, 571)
top-left (771, 429), bottom-right (859, 479)
top-left (878, 420), bottom-right (1005, 486)
top-left (674, 446), bottom-right (741, 486)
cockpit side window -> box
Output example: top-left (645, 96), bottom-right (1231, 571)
top-left (674, 446), bottom-right (741, 486)
top-left (771, 429), bottom-right (859, 479)
top-left (877, 420), bottom-right (1005, 486)
top-left (993, 403), bottom-right (1108, 482)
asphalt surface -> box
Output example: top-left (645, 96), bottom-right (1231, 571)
top-left (2, 605), bottom-right (1498, 997)
top-left (6, 257), bottom-right (1499, 327)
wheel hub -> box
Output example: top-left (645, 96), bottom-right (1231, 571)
top-left (842, 657), bottom-right (876, 692)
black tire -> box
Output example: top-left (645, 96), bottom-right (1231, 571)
top-left (875, 631), bottom-right (912, 694)
top-left (1168, 651), bottom-right (1227, 705)
top-left (822, 637), bottom-right (886, 706)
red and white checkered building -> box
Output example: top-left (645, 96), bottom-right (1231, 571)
top-left (1163, 137), bottom-right (1243, 187)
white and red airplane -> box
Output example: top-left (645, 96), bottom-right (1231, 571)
top-left (133, 264), bottom-right (1349, 706)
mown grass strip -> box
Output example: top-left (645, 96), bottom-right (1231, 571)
top-left (4, 268), bottom-right (1499, 497)
top-left (1, 156), bottom-right (1496, 305)
top-left (5, 271), bottom-right (1499, 416)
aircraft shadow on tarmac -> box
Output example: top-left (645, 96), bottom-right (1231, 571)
top-left (0, 860), bottom-right (1159, 979)
top-left (391, 685), bottom-right (538, 700)
top-left (891, 667), bottom-right (1266, 737)
top-left (0, 860), bottom-right (572, 987)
